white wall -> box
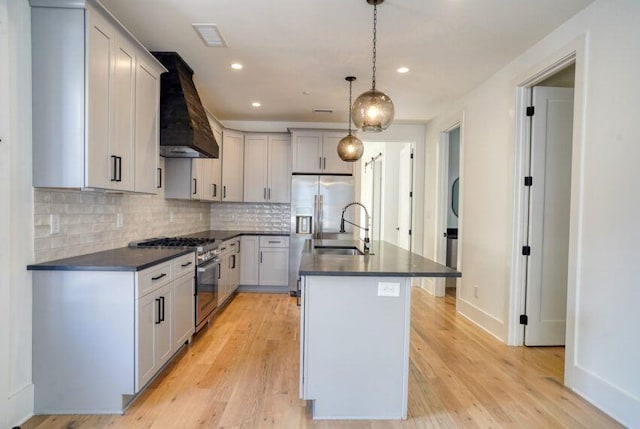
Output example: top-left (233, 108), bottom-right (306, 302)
top-left (422, 0), bottom-right (640, 425)
top-left (0, 0), bottom-right (34, 426)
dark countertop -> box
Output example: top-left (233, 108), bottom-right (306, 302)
top-left (27, 247), bottom-right (194, 272)
top-left (299, 239), bottom-right (461, 278)
top-left (181, 230), bottom-right (290, 241)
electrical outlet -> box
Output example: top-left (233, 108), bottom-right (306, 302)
top-left (474, 285), bottom-right (479, 298)
top-left (169, 211), bottom-right (175, 223)
top-left (50, 214), bottom-right (60, 234)
top-left (378, 282), bottom-right (400, 297)
top-left (116, 213), bottom-right (124, 228)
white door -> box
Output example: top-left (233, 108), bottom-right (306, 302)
top-left (268, 135), bottom-right (291, 203)
top-left (397, 145), bottom-right (413, 250)
top-left (135, 292), bottom-right (157, 391)
top-left (172, 274), bottom-right (194, 352)
top-left (240, 236), bottom-right (260, 285)
top-left (155, 283), bottom-right (173, 367)
top-left (524, 86), bottom-right (574, 346)
top-left (222, 130), bottom-right (244, 202)
top-left (292, 131), bottom-right (322, 173)
top-left (112, 38), bottom-right (135, 191)
top-left (322, 132), bottom-right (353, 175)
top-left (259, 248), bottom-right (289, 286)
top-left (134, 59), bottom-right (160, 194)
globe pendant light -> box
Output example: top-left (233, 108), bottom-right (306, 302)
top-left (337, 76), bottom-right (364, 162)
top-left (352, 0), bottom-right (394, 133)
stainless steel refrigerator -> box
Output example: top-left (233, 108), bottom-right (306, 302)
top-left (289, 175), bottom-right (355, 293)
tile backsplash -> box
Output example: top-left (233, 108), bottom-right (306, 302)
top-left (33, 189), bottom-right (211, 263)
top-left (210, 202), bottom-right (290, 232)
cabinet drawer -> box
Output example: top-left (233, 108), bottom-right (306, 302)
top-left (137, 262), bottom-right (172, 298)
top-left (172, 252), bottom-right (196, 278)
top-left (259, 236), bottom-right (289, 248)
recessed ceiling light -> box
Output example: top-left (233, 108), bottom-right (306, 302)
top-left (252, 102), bottom-right (261, 107)
top-left (192, 24), bottom-right (228, 47)
top-left (397, 67), bottom-right (410, 74)
top-left (231, 63), bottom-right (243, 70)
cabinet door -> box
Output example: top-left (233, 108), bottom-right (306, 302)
top-left (222, 130), bottom-right (244, 202)
top-left (268, 135), bottom-right (291, 203)
top-left (259, 248), bottom-right (289, 286)
top-left (322, 132), bottom-right (353, 175)
top-left (244, 135), bottom-right (268, 202)
top-left (240, 236), bottom-right (260, 285)
top-left (134, 59), bottom-right (160, 193)
top-left (112, 37), bottom-right (136, 191)
top-left (136, 292), bottom-right (157, 391)
top-left (191, 159), bottom-right (204, 200)
top-left (86, 9), bottom-right (115, 189)
top-left (157, 156), bottom-right (165, 193)
top-left (292, 131), bottom-right (322, 173)
top-left (209, 119), bottom-right (223, 202)
top-left (172, 273), bottom-right (195, 352)
top-left (200, 159), bottom-right (220, 202)
top-left (155, 283), bottom-right (173, 369)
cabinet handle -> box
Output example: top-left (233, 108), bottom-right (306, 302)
top-left (157, 167), bottom-right (162, 188)
top-left (268, 187), bottom-right (271, 200)
top-left (260, 251), bottom-right (263, 263)
top-left (159, 296), bottom-right (165, 322)
top-left (268, 240), bottom-right (280, 244)
top-left (155, 298), bottom-right (161, 324)
top-left (218, 263), bottom-right (221, 279)
top-left (223, 185), bottom-right (227, 199)
top-left (212, 183), bottom-right (217, 197)
top-left (111, 156), bottom-right (118, 182)
top-left (193, 178), bottom-right (197, 195)
top-left (117, 156), bottom-right (122, 182)
top-left (151, 273), bottom-right (167, 281)
top-left (231, 254), bottom-right (236, 269)
top-left (263, 187), bottom-right (267, 200)
top-left (181, 261), bottom-right (192, 268)
top-left (323, 157), bottom-right (326, 170)
top-left (296, 277), bottom-right (301, 307)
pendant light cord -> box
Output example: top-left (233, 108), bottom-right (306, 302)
top-left (372, 2), bottom-right (377, 90)
top-left (348, 79), bottom-right (354, 135)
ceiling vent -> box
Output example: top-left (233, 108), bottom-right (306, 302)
top-left (313, 109), bottom-right (334, 114)
top-left (192, 24), bottom-right (228, 47)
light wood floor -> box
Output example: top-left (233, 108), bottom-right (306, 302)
top-left (23, 288), bottom-right (621, 429)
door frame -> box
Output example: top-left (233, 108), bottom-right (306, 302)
top-left (508, 35), bottom-right (587, 371)
top-left (434, 119), bottom-right (464, 297)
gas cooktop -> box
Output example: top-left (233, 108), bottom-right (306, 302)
top-left (132, 237), bottom-right (217, 249)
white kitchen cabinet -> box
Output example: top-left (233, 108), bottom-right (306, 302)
top-left (240, 236), bottom-right (260, 285)
top-left (31, 251), bottom-right (194, 414)
top-left (31, 1), bottom-right (165, 192)
top-left (172, 272), bottom-right (195, 352)
top-left (222, 130), bottom-right (245, 202)
top-left (244, 134), bottom-right (291, 203)
top-left (240, 236), bottom-right (289, 290)
top-left (134, 56), bottom-right (162, 193)
top-left (291, 130), bottom-right (353, 175)
top-left (164, 158), bottom-right (218, 201)
top-left (157, 157), bottom-right (165, 193)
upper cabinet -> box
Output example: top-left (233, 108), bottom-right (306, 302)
top-left (291, 130), bottom-right (353, 175)
top-left (164, 158), bottom-right (219, 201)
top-left (31, 1), bottom-right (166, 192)
top-left (244, 134), bottom-right (291, 203)
top-left (221, 130), bottom-right (244, 202)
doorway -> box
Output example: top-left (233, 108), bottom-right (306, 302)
top-left (515, 63), bottom-right (576, 347)
top-left (434, 123), bottom-right (463, 297)
top-left (360, 142), bottom-right (414, 250)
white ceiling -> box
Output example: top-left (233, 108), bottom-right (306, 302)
top-left (102, 0), bottom-right (594, 124)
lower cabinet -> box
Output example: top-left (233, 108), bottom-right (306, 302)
top-left (218, 238), bottom-right (240, 305)
top-left (240, 235), bottom-right (289, 290)
top-left (31, 251), bottom-right (195, 414)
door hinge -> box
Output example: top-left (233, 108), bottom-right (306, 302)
top-left (526, 106), bottom-right (535, 117)
top-left (524, 176), bottom-right (533, 186)
top-left (519, 314), bottom-right (528, 325)
top-left (522, 246), bottom-right (531, 256)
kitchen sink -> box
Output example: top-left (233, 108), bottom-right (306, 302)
top-left (313, 246), bottom-right (364, 256)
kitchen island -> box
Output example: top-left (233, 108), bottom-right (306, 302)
top-left (298, 239), bottom-right (460, 420)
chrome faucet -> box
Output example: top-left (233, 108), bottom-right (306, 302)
top-left (339, 202), bottom-right (371, 254)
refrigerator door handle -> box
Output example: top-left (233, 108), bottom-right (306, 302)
top-left (313, 195), bottom-right (319, 238)
top-left (319, 195), bottom-right (324, 237)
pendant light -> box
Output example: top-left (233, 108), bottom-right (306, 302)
top-left (337, 76), bottom-right (364, 162)
top-left (352, 0), bottom-right (395, 133)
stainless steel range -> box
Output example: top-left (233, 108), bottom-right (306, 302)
top-left (131, 235), bottom-right (221, 332)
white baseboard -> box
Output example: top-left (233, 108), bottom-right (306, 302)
top-left (419, 278), bottom-right (436, 295)
top-left (7, 383), bottom-right (34, 427)
top-left (456, 298), bottom-right (506, 342)
top-left (568, 365), bottom-right (639, 427)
